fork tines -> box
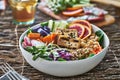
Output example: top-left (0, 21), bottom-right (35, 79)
top-left (0, 63), bottom-right (22, 80)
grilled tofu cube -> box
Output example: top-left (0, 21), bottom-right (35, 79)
top-left (57, 35), bottom-right (69, 48)
top-left (57, 35), bottom-right (80, 49)
top-left (69, 38), bottom-right (81, 49)
top-left (56, 29), bottom-right (78, 38)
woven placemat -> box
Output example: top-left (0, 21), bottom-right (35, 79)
top-left (0, 5), bottom-right (120, 80)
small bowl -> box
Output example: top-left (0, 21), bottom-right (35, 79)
top-left (19, 24), bottom-right (110, 77)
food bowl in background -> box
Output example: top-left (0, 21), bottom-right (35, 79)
top-left (19, 24), bottom-right (110, 77)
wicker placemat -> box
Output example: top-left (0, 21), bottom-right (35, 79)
top-left (0, 4), bottom-right (120, 80)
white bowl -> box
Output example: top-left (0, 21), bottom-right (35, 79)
top-left (19, 24), bottom-right (110, 77)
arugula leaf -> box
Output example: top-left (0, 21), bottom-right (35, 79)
top-left (25, 46), bottom-right (35, 53)
top-left (32, 53), bottom-right (40, 60)
top-left (27, 27), bottom-right (32, 35)
top-left (43, 56), bottom-right (53, 61)
top-left (26, 45), bottom-right (48, 60)
top-left (95, 30), bottom-right (104, 48)
top-left (57, 58), bottom-right (66, 61)
top-left (89, 53), bottom-right (95, 57)
top-left (40, 21), bottom-right (48, 27)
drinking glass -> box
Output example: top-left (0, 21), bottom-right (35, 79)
top-left (9, 0), bottom-right (38, 25)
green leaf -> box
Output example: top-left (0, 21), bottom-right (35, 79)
top-left (40, 21), bottom-right (48, 27)
top-left (89, 53), bottom-right (95, 57)
top-left (27, 28), bottom-right (32, 35)
top-left (80, 0), bottom-right (90, 4)
top-left (32, 54), bottom-right (40, 61)
top-left (25, 47), bottom-right (34, 53)
top-left (43, 56), bottom-right (53, 61)
top-left (95, 30), bottom-right (102, 37)
top-left (99, 34), bottom-right (104, 48)
top-left (57, 58), bottom-right (66, 61)
top-left (95, 30), bottom-right (104, 48)
top-left (79, 56), bottom-right (85, 60)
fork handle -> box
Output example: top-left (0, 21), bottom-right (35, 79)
top-left (13, 71), bottom-right (29, 80)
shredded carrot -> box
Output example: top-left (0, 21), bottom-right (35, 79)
top-left (42, 33), bottom-right (57, 43)
top-left (51, 33), bottom-right (57, 40)
top-left (37, 37), bottom-right (43, 42)
top-left (28, 33), bottom-right (41, 40)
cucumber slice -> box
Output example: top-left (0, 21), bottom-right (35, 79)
top-left (53, 21), bottom-right (60, 31)
top-left (48, 20), bottom-right (54, 32)
top-left (66, 0), bottom-right (70, 2)
top-left (48, 20), bottom-right (68, 32)
top-left (40, 21), bottom-right (48, 27)
top-left (59, 20), bottom-right (68, 29)
top-left (73, 4), bottom-right (93, 7)
top-left (72, 0), bottom-right (77, 3)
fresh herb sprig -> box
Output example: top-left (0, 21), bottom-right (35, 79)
top-left (25, 43), bottom-right (60, 61)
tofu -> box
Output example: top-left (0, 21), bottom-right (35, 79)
top-left (57, 35), bottom-right (80, 49)
top-left (56, 28), bottom-right (78, 38)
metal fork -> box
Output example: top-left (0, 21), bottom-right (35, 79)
top-left (0, 63), bottom-right (29, 80)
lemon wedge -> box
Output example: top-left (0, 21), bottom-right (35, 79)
top-left (26, 6), bottom-right (32, 13)
top-left (16, 6), bottom-right (24, 11)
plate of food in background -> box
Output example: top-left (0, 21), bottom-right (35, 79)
top-left (38, 0), bottom-right (115, 27)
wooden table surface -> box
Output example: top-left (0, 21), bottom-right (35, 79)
top-left (0, 3), bottom-right (120, 80)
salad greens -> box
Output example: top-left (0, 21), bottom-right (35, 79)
top-left (25, 43), bottom-right (72, 61)
top-left (22, 20), bottom-right (105, 61)
top-left (40, 21), bottom-right (49, 27)
top-left (95, 30), bottom-right (104, 48)
top-left (41, 20), bottom-right (68, 32)
top-left (27, 28), bottom-right (32, 35)
top-left (45, 0), bottom-right (91, 14)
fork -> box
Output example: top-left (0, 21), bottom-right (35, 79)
top-left (0, 63), bottom-right (29, 80)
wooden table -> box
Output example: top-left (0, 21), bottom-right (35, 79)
top-left (0, 3), bottom-right (120, 80)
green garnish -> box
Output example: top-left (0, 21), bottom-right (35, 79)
top-left (25, 44), bottom-right (60, 61)
top-left (40, 21), bottom-right (48, 27)
top-left (46, 0), bottom-right (91, 14)
top-left (27, 27), bottom-right (32, 35)
top-left (26, 46), bottom-right (47, 60)
top-left (57, 58), bottom-right (66, 61)
top-left (95, 30), bottom-right (104, 48)
top-left (89, 53), bottom-right (95, 57)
